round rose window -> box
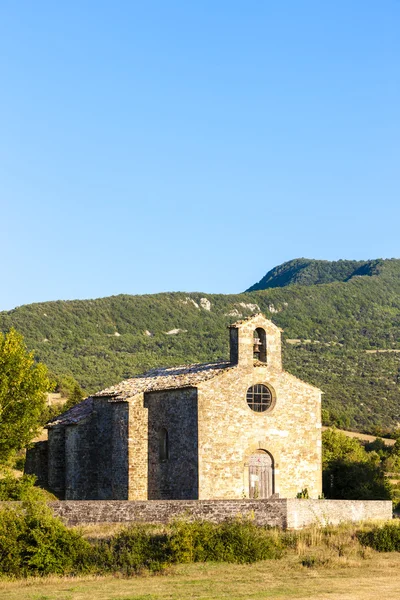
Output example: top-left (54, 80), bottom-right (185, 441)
top-left (246, 384), bottom-right (273, 413)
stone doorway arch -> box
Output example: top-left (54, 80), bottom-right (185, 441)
top-left (248, 450), bottom-right (274, 499)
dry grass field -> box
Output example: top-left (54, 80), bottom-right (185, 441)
top-left (0, 553), bottom-right (399, 600)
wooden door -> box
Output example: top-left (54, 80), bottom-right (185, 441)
top-left (248, 452), bottom-right (273, 499)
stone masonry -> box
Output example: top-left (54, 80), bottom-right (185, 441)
top-left (49, 499), bottom-right (392, 529)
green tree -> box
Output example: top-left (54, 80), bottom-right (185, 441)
top-left (0, 329), bottom-right (51, 463)
top-left (322, 429), bottom-right (368, 468)
top-left (63, 383), bottom-right (84, 411)
top-left (322, 429), bottom-right (392, 500)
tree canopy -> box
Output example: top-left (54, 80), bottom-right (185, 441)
top-left (322, 429), bottom-right (395, 501)
top-left (0, 328), bottom-right (51, 463)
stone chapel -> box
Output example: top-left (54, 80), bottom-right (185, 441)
top-left (27, 314), bottom-right (323, 500)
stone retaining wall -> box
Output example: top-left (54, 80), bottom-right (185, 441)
top-left (49, 499), bottom-right (392, 529)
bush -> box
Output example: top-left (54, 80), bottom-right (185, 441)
top-left (357, 522), bottom-right (400, 552)
top-left (0, 500), bottom-right (92, 577)
top-left (0, 473), bottom-right (37, 501)
top-left (94, 525), bottom-right (170, 574)
top-left (0, 472), bottom-right (55, 502)
top-left (92, 519), bottom-right (284, 574)
top-left (168, 519), bottom-right (283, 564)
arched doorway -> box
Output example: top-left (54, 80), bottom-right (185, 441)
top-left (248, 451), bottom-right (274, 498)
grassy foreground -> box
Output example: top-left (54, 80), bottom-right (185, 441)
top-left (0, 554), bottom-right (400, 600)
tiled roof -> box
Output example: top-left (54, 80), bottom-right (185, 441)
top-left (46, 361), bottom-right (232, 427)
top-left (46, 397), bottom-right (94, 428)
top-left (96, 360), bottom-right (232, 400)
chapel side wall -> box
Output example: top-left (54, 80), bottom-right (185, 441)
top-left (65, 419), bottom-right (97, 500)
top-left (197, 368), bottom-right (322, 500)
top-left (25, 441), bottom-right (48, 488)
top-left (48, 427), bottom-right (66, 499)
top-left (111, 401), bottom-right (129, 499)
top-left (145, 388), bottom-right (198, 500)
top-left (93, 397), bottom-right (114, 500)
top-left (128, 394), bottom-right (148, 500)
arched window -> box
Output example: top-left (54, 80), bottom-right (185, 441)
top-left (159, 428), bottom-right (169, 461)
top-left (253, 328), bottom-right (267, 362)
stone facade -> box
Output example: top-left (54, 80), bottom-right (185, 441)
top-left (49, 499), bottom-right (393, 529)
top-left (26, 314), bottom-right (322, 501)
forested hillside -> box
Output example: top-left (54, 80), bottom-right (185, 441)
top-left (1, 258), bottom-right (400, 434)
top-left (246, 258), bottom-right (385, 291)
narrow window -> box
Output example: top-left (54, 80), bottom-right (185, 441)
top-left (159, 428), bottom-right (169, 461)
top-left (253, 328), bottom-right (267, 362)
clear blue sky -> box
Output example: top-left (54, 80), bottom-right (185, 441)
top-left (1, 1), bottom-right (399, 311)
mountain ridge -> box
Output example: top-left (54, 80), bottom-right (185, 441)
top-left (245, 257), bottom-right (396, 292)
top-left (1, 257), bottom-right (400, 434)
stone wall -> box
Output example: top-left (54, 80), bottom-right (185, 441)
top-left (51, 499), bottom-right (287, 527)
top-left (65, 418), bottom-right (97, 500)
top-left (285, 499), bottom-right (393, 528)
top-left (31, 398), bottom-right (129, 500)
top-left (145, 388), bottom-right (199, 500)
top-left (64, 398), bottom-right (129, 500)
top-left (25, 441), bottom-right (48, 487)
top-left (49, 499), bottom-right (392, 529)
top-left (48, 427), bottom-right (66, 498)
top-left (111, 401), bottom-right (129, 499)
top-left (196, 332), bottom-right (322, 500)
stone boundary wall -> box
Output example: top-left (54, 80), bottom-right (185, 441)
top-left (285, 499), bottom-right (393, 528)
top-left (50, 499), bottom-right (287, 528)
top-left (49, 499), bottom-right (393, 529)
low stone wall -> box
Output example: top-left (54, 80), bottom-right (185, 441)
top-left (50, 499), bottom-right (393, 529)
top-left (286, 499), bottom-right (393, 528)
top-left (50, 499), bottom-right (287, 527)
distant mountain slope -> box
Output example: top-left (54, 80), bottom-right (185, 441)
top-left (245, 258), bottom-right (390, 291)
top-left (1, 258), bottom-right (400, 434)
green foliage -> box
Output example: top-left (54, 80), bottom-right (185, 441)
top-left (0, 473), bottom-right (37, 501)
top-left (0, 510), bottom-right (283, 578)
top-left (167, 519), bottom-right (283, 564)
top-left (94, 519), bottom-right (283, 574)
top-left (0, 329), bottom-right (52, 463)
top-left (322, 429), bottom-right (393, 500)
top-left (94, 525), bottom-right (170, 574)
top-left (0, 500), bottom-right (92, 577)
top-left (323, 459), bottom-right (392, 500)
top-left (246, 258), bottom-right (375, 291)
top-left (357, 522), bottom-right (400, 552)
top-left (63, 383), bottom-right (85, 412)
top-left (1, 257), bottom-right (400, 433)
top-left (0, 472), bottom-right (55, 502)
top-left (296, 488), bottom-right (310, 499)
top-left (322, 430), bottom-right (368, 468)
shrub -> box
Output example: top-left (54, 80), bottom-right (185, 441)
top-left (0, 473), bottom-right (37, 501)
top-left (0, 500), bottom-right (92, 577)
top-left (94, 525), bottom-right (170, 574)
top-left (357, 522), bottom-right (400, 552)
top-left (93, 519), bottom-right (284, 574)
top-left (168, 519), bottom-right (283, 564)
top-left (0, 472), bottom-right (56, 502)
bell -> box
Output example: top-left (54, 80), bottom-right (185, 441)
top-left (253, 343), bottom-right (261, 355)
